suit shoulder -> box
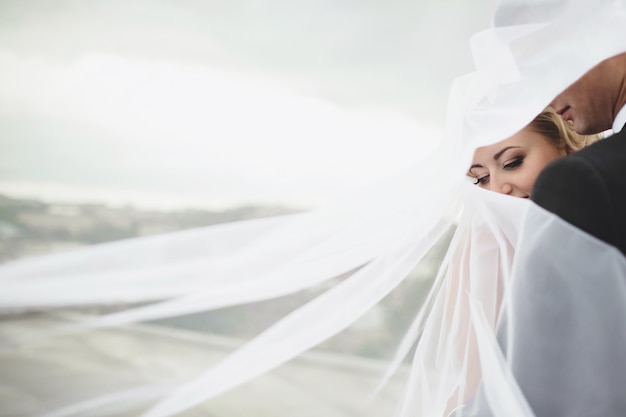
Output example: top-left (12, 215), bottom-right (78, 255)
top-left (533, 155), bottom-right (605, 200)
top-left (532, 154), bottom-right (616, 247)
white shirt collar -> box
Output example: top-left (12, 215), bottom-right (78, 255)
top-left (612, 104), bottom-right (626, 133)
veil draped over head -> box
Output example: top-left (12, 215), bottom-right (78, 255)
top-left (2, 0), bottom-right (626, 416)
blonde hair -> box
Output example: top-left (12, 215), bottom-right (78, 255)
top-left (527, 106), bottom-right (601, 153)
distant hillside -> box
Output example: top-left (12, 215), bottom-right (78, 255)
top-left (0, 194), bottom-right (296, 262)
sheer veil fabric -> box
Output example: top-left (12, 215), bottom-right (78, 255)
top-left (2, 0), bottom-right (626, 416)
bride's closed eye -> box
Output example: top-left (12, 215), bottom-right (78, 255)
top-left (503, 156), bottom-right (524, 170)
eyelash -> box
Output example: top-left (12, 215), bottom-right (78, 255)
top-left (472, 156), bottom-right (524, 186)
top-left (473, 176), bottom-right (489, 185)
top-left (503, 156), bottom-right (524, 170)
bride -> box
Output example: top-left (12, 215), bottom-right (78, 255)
top-left (468, 107), bottom-right (596, 197)
top-left (2, 1), bottom-right (626, 417)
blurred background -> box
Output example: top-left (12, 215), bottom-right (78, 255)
top-left (0, 0), bottom-right (494, 261)
top-left (0, 3), bottom-right (496, 415)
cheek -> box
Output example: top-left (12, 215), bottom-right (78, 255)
top-left (519, 171), bottom-right (539, 192)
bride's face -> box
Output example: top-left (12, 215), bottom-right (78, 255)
top-left (468, 127), bottom-right (567, 198)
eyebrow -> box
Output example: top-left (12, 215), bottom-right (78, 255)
top-left (469, 146), bottom-right (521, 170)
top-left (493, 146), bottom-right (520, 161)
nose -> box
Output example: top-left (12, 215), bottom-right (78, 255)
top-left (490, 178), bottom-right (513, 195)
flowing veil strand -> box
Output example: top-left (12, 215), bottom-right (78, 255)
top-left (2, 0), bottom-right (626, 416)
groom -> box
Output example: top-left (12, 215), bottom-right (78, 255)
top-left (532, 52), bottom-right (626, 255)
top-left (461, 2), bottom-right (626, 417)
top-left (463, 52), bottom-right (626, 417)
top-left (497, 46), bottom-right (626, 417)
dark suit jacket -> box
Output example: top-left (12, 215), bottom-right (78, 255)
top-left (532, 126), bottom-right (626, 256)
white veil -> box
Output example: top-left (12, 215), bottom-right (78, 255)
top-left (2, 1), bottom-right (626, 416)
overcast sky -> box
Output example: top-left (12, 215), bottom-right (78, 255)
top-left (0, 0), bottom-right (495, 210)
